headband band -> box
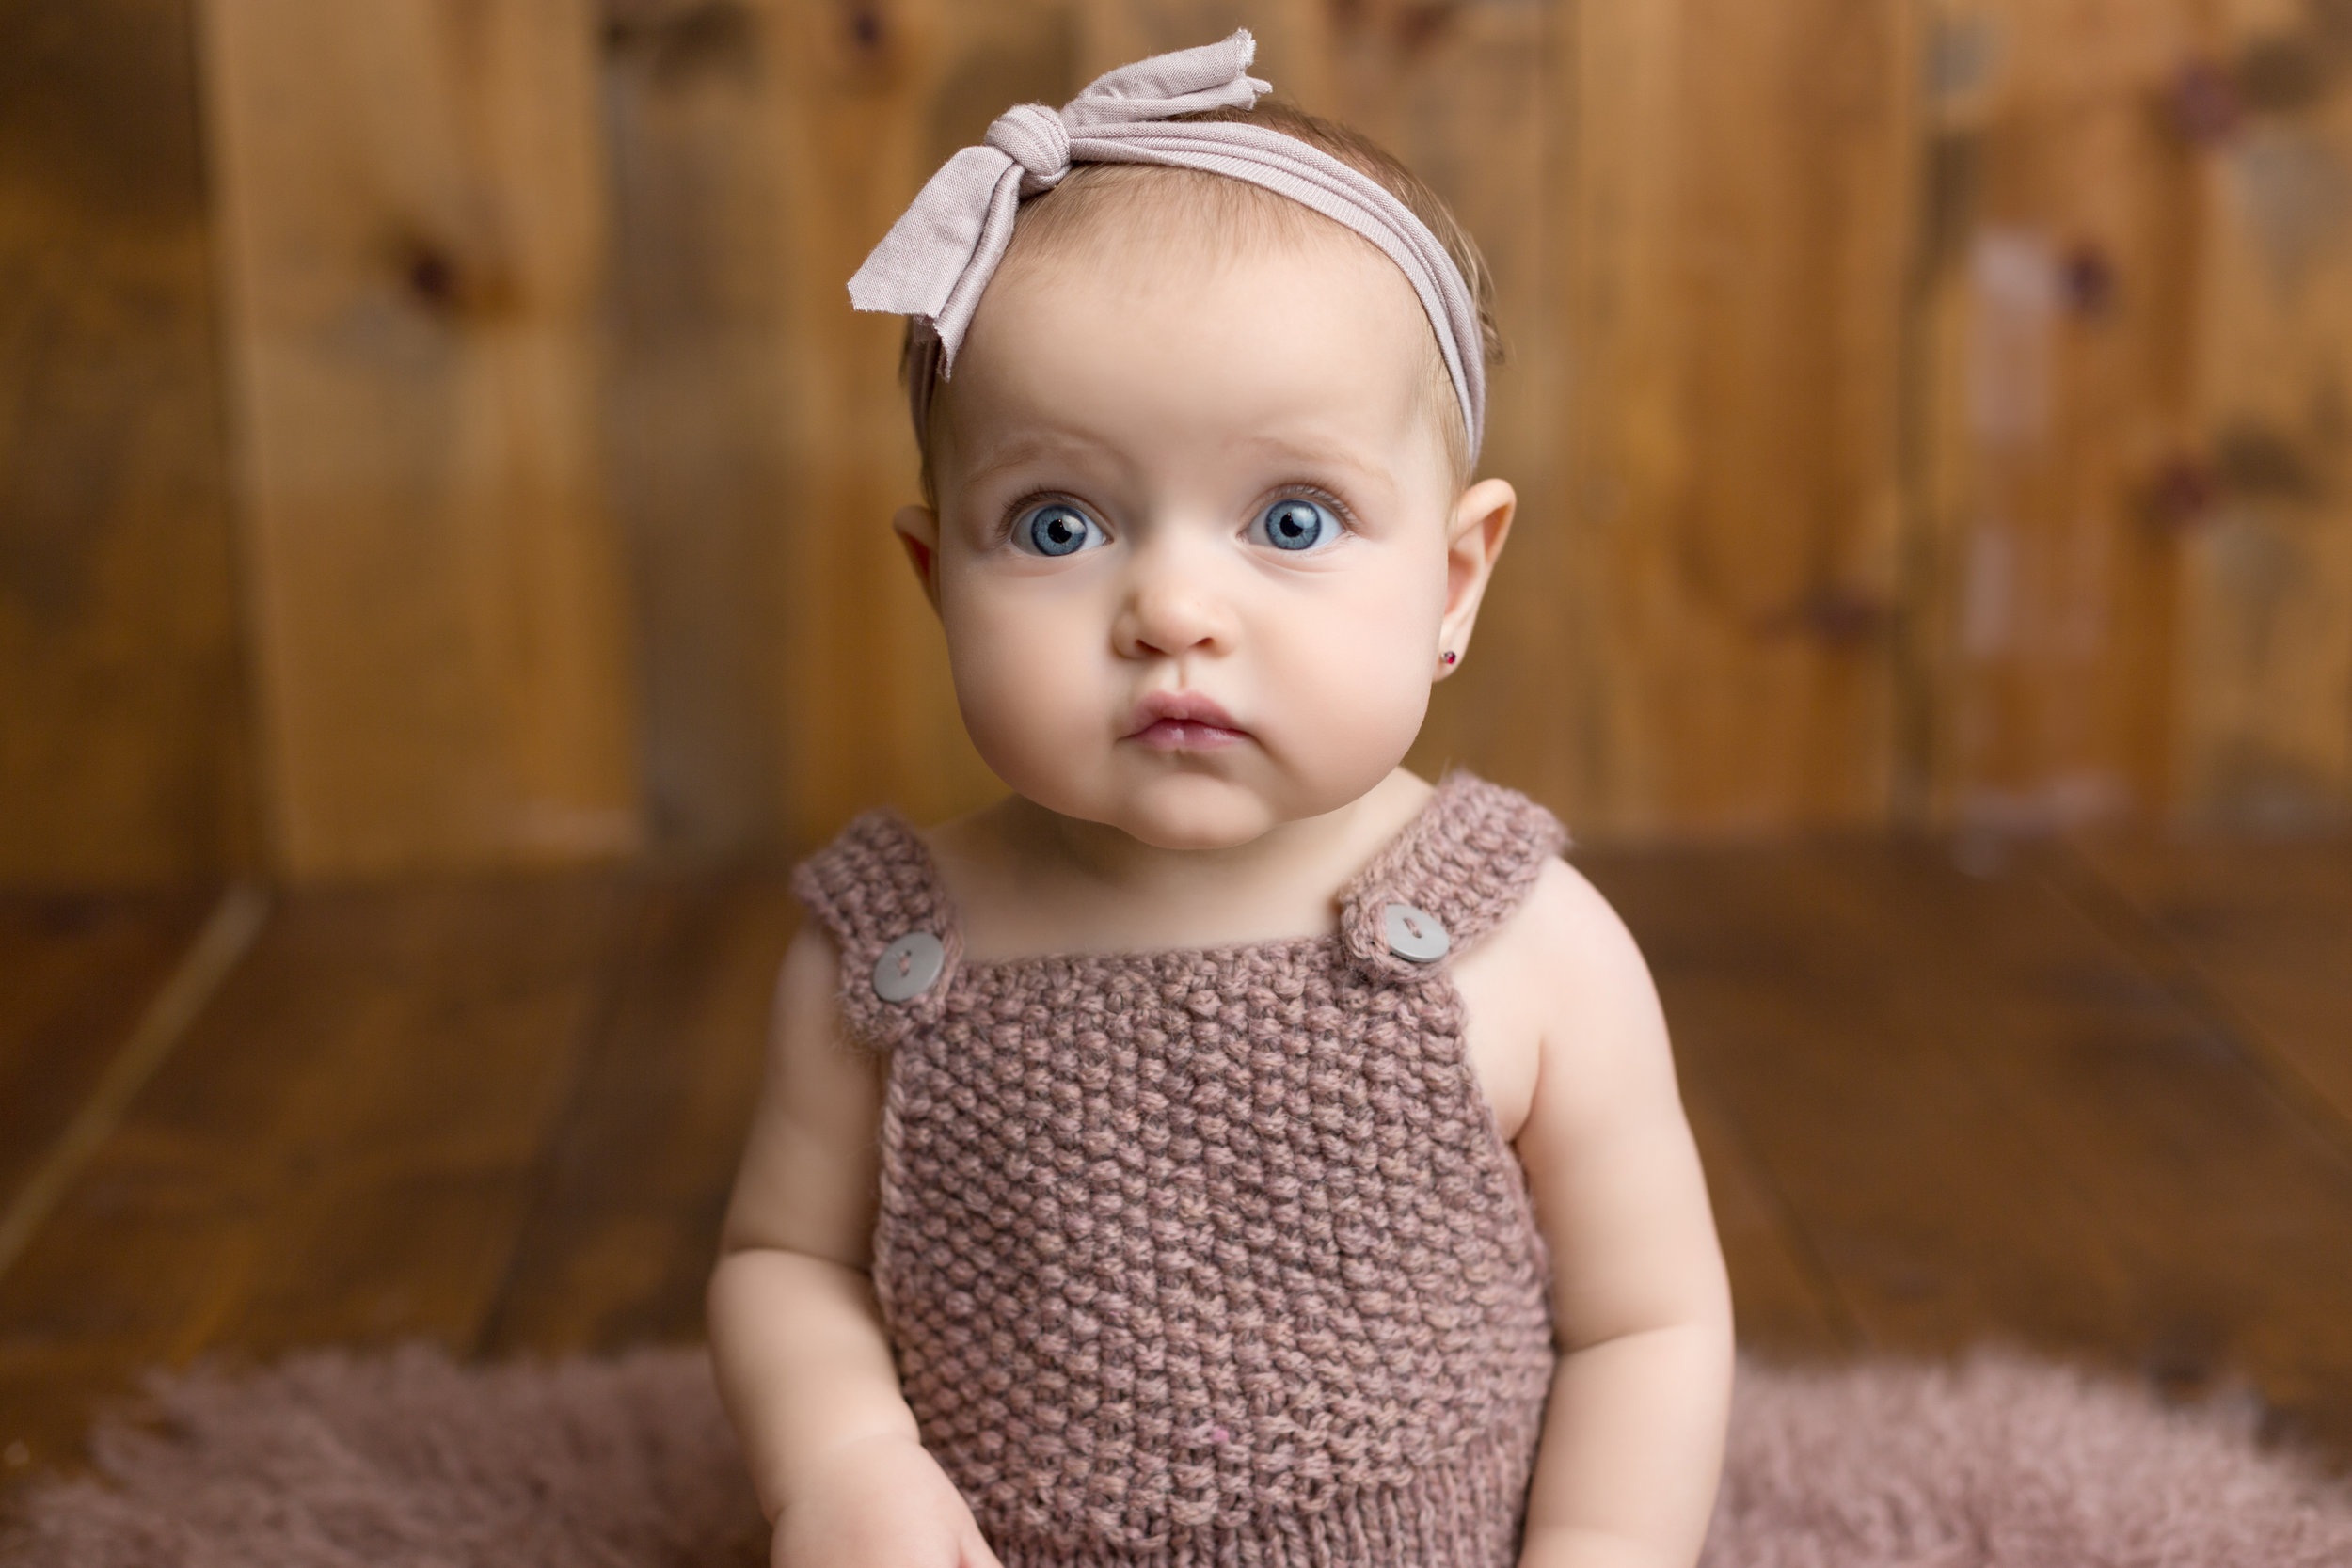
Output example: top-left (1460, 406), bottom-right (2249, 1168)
top-left (848, 29), bottom-right (1486, 461)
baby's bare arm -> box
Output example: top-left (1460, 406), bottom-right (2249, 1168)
top-left (1502, 863), bottom-right (1737, 1568)
top-left (707, 927), bottom-right (1000, 1567)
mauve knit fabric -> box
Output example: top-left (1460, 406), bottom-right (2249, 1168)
top-left (788, 773), bottom-right (1566, 1568)
top-left (17, 1344), bottom-right (2352, 1567)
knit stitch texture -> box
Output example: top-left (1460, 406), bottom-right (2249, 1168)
top-left (790, 772), bottom-right (1566, 1568)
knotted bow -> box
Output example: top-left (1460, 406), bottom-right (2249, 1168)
top-left (848, 29), bottom-right (1485, 459)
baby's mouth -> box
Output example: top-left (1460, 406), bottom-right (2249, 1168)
top-left (1125, 692), bottom-right (1249, 752)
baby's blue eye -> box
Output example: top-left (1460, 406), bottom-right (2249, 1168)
top-left (1019, 503), bottom-right (1104, 557)
top-left (1251, 497), bottom-right (1338, 552)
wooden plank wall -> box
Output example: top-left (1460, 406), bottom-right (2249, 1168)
top-left (1546, 0), bottom-right (1915, 832)
top-left (1914, 0), bottom-right (2352, 832)
top-left (6, 0), bottom-right (2350, 882)
top-left (0, 0), bottom-right (255, 882)
top-left (2183, 0), bottom-right (2352, 829)
top-left (600, 0), bottom-right (795, 853)
top-left (200, 0), bottom-right (643, 877)
top-left (1915, 0), bottom-right (2210, 830)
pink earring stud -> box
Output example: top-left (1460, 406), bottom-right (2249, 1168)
top-left (1440, 651), bottom-right (1458, 667)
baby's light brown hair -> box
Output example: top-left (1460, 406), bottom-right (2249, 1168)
top-left (901, 99), bottom-right (1503, 507)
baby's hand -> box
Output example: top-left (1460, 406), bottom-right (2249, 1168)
top-left (771, 1432), bottom-right (1005, 1568)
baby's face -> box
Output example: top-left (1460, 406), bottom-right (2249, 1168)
top-left (912, 219), bottom-right (1475, 850)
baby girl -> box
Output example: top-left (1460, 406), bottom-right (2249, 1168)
top-left (708, 32), bottom-right (1733, 1568)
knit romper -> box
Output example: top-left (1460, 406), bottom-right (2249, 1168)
top-left (790, 772), bottom-right (1565, 1568)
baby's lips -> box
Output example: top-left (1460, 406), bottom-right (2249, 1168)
top-left (1124, 689), bottom-right (1247, 737)
top-left (1130, 718), bottom-right (1248, 752)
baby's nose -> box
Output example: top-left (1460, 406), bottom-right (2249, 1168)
top-left (1115, 555), bottom-right (1233, 658)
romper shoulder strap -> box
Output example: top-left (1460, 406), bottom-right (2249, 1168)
top-left (1339, 771), bottom-right (1568, 985)
top-left (789, 810), bottom-right (963, 1051)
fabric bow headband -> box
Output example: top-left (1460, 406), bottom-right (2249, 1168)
top-left (848, 29), bottom-right (1486, 461)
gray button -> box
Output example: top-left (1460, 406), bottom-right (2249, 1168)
top-left (1382, 902), bottom-right (1450, 963)
top-left (872, 931), bottom-right (946, 1001)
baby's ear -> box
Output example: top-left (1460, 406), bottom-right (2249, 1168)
top-left (1438, 478), bottom-right (1515, 672)
top-left (892, 504), bottom-right (944, 613)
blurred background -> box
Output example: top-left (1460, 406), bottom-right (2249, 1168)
top-left (8, 0), bottom-right (2351, 886)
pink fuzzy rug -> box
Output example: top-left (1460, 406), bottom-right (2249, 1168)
top-left (6, 1345), bottom-right (2351, 1567)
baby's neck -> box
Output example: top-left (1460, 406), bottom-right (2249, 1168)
top-left (931, 769), bottom-right (1435, 962)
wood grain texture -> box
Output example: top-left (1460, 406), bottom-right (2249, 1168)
top-left (1909, 1), bottom-right (2209, 831)
top-left (200, 0), bottom-right (644, 876)
top-left (2065, 833), bottom-right (2352, 1153)
top-left (13, 0), bottom-right (2350, 877)
top-left (0, 872), bottom-right (635, 1468)
top-left (1588, 836), bottom-right (2352, 1458)
top-left (479, 871), bottom-right (794, 1354)
top-left (0, 0), bottom-right (255, 884)
top-left (2175, 1), bottom-right (2352, 830)
top-left (1554, 0), bottom-right (1916, 835)
top-left (1676, 1077), bottom-right (1854, 1358)
top-left (1582, 846), bottom-right (2153, 1355)
top-left (600, 0), bottom-right (796, 853)
top-left (0, 892), bottom-right (217, 1223)
top-left (1907, 842), bottom-right (2352, 1458)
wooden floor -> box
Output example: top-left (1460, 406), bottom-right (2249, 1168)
top-left (2, 834), bottom-right (2349, 1493)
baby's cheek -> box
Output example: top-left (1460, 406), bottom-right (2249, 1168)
top-left (941, 600), bottom-right (1098, 781)
top-left (1264, 592), bottom-right (1435, 779)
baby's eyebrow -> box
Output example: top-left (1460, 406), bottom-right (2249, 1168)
top-left (952, 429), bottom-right (1399, 502)
top-left (957, 432), bottom-right (1107, 489)
top-left (1237, 436), bottom-right (1371, 466)
top-left (1230, 435), bottom-right (1392, 489)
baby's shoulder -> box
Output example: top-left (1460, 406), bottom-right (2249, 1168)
top-left (1457, 853), bottom-right (1660, 1029)
top-left (1490, 854), bottom-right (1639, 956)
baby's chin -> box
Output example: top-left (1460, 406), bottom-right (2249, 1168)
top-left (1022, 767), bottom-right (1378, 852)
top-left (1101, 795), bottom-right (1281, 852)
